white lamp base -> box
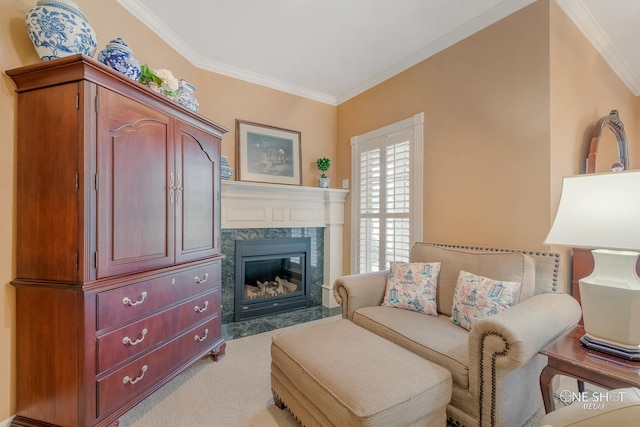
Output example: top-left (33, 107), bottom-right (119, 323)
top-left (580, 249), bottom-right (640, 360)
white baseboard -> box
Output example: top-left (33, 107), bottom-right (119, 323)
top-left (0, 417), bottom-right (11, 427)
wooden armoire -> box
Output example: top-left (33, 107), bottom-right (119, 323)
top-left (7, 55), bottom-right (227, 427)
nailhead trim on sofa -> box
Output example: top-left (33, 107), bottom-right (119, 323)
top-left (425, 242), bottom-right (562, 292)
top-left (479, 331), bottom-right (510, 427)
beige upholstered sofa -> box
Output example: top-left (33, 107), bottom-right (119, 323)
top-left (333, 242), bottom-right (582, 427)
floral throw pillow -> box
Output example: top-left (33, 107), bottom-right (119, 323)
top-left (450, 270), bottom-right (521, 331)
top-left (382, 262), bottom-right (441, 316)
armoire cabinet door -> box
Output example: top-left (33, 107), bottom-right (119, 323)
top-left (175, 120), bottom-right (221, 263)
top-left (96, 87), bottom-right (175, 278)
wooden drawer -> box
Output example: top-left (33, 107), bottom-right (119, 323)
top-left (96, 316), bottom-right (220, 417)
top-left (96, 290), bottom-right (220, 373)
top-left (97, 262), bottom-right (220, 329)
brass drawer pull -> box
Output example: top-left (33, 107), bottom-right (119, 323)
top-left (194, 301), bottom-right (209, 313)
top-left (122, 291), bottom-right (147, 307)
top-left (194, 328), bottom-right (209, 342)
top-left (123, 365), bottom-right (148, 385)
top-left (194, 273), bottom-right (208, 284)
top-left (122, 328), bottom-right (148, 346)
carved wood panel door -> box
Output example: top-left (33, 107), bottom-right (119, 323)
top-left (96, 87), bottom-right (175, 278)
top-left (174, 120), bottom-right (221, 264)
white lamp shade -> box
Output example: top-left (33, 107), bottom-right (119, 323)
top-left (544, 171), bottom-right (640, 251)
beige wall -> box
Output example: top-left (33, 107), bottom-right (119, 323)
top-left (1, 0), bottom-right (639, 421)
top-left (337, 0), bottom-right (638, 279)
top-left (549, 0), bottom-right (639, 199)
top-left (547, 0), bottom-right (639, 271)
top-left (0, 0), bottom-right (336, 420)
top-left (338, 0), bottom-right (552, 256)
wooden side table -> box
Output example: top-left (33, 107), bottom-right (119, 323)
top-left (540, 325), bottom-right (640, 413)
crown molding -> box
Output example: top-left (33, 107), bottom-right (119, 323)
top-left (190, 56), bottom-right (338, 105)
top-left (556, 0), bottom-right (640, 96)
top-left (120, 0), bottom-right (579, 105)
top-left (116, 0), bottom-right (338, 105)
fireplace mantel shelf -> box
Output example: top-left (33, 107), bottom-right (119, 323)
top-left (221, 180), bottom-right (349, 308)
top-left (221, 180), bottom-right (349, 230)
top-left (222, 180), bottom-right (349, 196)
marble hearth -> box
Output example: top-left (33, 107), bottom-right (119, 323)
top-left (220, 181), bottom-right (349, 324)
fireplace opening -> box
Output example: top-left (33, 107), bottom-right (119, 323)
top-left (234, 237), bottom-right (311, 321)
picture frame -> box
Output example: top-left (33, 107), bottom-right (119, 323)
top-left (236, 120), bottom-right (302, 185)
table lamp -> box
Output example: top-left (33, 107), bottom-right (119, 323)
top-left (544, 170), bottom-right (640, 360)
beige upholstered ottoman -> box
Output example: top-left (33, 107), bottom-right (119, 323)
top-left (271, 319), bottom-right (452, 426)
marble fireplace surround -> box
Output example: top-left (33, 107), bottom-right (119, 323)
top-left (221, 181), bottom-right (349, 310)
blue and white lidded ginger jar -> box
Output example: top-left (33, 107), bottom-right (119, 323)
top-left (26, 0), bottom-right (97, 61)
top-left (176, 79), bottom-right (200, 113)
top-left (97, 38), bottom-right (141, 81)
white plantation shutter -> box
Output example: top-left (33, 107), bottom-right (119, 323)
top-left (385, 140), bottom-right (411, 262)
top-left (351, 113), bottom-right (424, 273)
top-left (358, 147), bottom-right (381, 272)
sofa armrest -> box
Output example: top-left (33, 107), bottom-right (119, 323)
top-left (469, 293), bottom-right (582, 370)
top-left (333, 271), bottom-right (389, 320)
top-left (468, 293), bottom-right (581, 427)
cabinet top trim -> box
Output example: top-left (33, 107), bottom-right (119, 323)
top-left (6, 54), bottom-right (228, 136)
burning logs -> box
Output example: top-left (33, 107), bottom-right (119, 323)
top-left (245, 276), bottom-right (298, 299)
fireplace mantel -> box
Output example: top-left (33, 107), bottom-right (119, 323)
top-left (221, 181), bottom-right (349, 307)
top-left (221, 181), bottom-right (349, 229)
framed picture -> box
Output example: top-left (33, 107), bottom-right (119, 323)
top-left (236, 120), bottom-right (302, 185)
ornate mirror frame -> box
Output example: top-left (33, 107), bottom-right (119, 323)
top-left (586, 110), bottom-right (629, 173)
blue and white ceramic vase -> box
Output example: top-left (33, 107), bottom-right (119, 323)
top-left (97, 38), bottom-right (141, 81)
top-left (220, 156), bottom-right (232, 180)
top-left (176, 79), bottom-right (199, 113)
top-left (26, 0), bottom-right (97, 61)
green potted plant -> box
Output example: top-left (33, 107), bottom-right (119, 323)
top-left (316, 157), bottom-right (331, 188)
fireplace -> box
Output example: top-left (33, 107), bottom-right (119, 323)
top-left (234, 237), bottom-right (311, 321)
top-left (220, 181), bottom-right (350, 324)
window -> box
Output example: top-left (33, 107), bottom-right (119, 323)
top-left (350, 113), bottom-right (424, 273)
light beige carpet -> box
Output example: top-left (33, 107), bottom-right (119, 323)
top-left (116, 315), bottom-right (549, 427)
top-left (117, 316), bottom-right (340, 427)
